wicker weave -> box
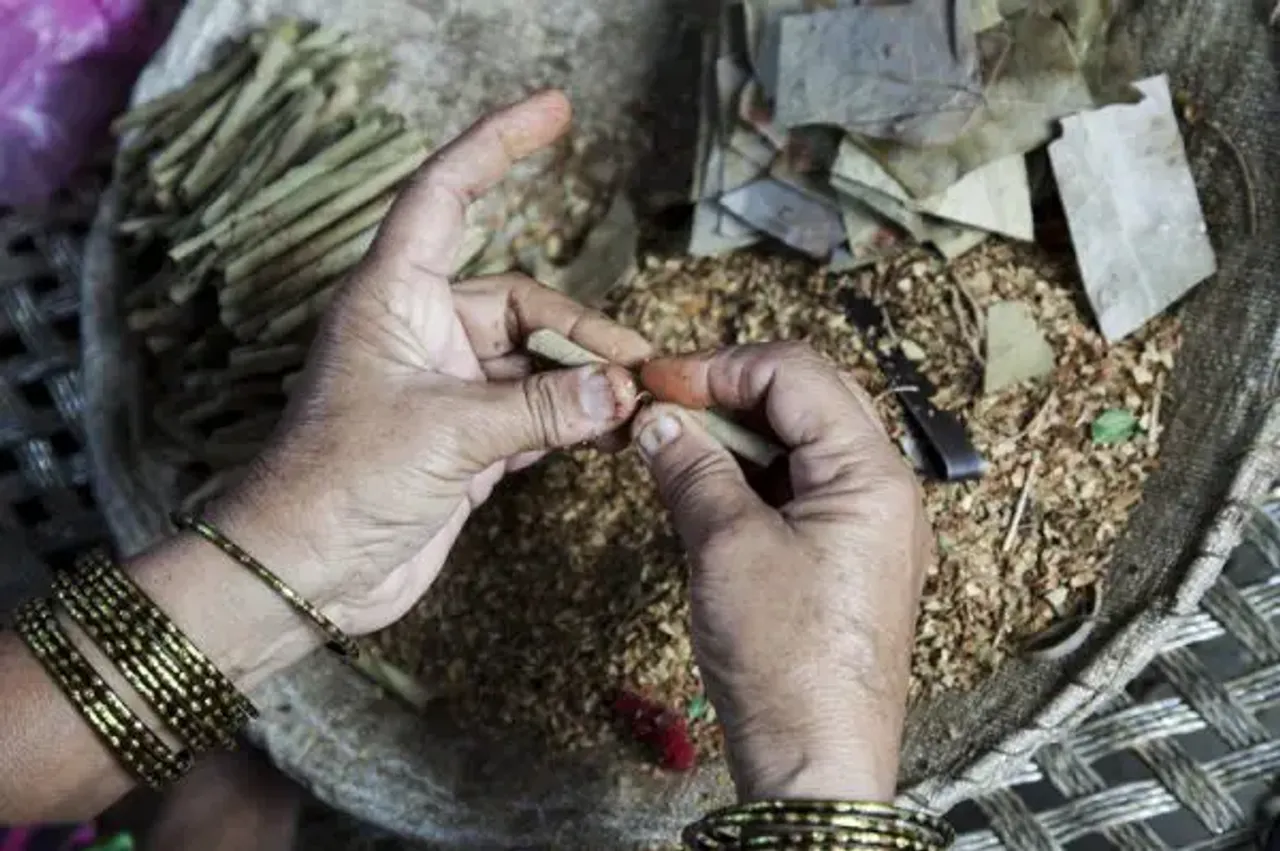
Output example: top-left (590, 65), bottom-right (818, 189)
top-left (0, 196), bottom-right (105, 609)
top-left (948, 503), bottom-right (1280, 849)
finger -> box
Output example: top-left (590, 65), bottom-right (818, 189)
top-left (505, 450), bottom-right (545, 472)
top-left (640, 342), bottom-right (883, 451)
top-left (837, 370), bottom-right (891, 442)
top-left (461, 364), bottom-right (640, 467)
top-left (453, 272), bottom-right (652, 364)
top-left (480, 353), bottom-right (533, 382)
top-left (631, 405), bottom-right (773, 554)
top-left (367, 91), bottom-right (572, 281)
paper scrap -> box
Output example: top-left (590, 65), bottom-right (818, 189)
top-left (983, 300), bottom-right (1055, 394)
top-left (1048, 75), bottom-right (1216, 342)
top-left (774, 4), bottom-right (980, 147)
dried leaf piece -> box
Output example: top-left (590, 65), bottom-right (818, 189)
top-left (1048, 75), bottom-right (1216, 342)
top-left (774, 4), bottom-right (980, 147)
top-left (689, 10), bottom-right (764, 256)
top-left (861, 11), bottom-right (1110, 198)
top-left (1091, 408), bottom-right (1138, 445)
top-left (719, 177), bottom-right (845, 259)
top-left (835, 195), bottom-right (907, 268)
top-left (831, 175), bottom-right (988, 262)
top-left (983, 300), bottom-right (1054, 394)
top-left (832, 139), bottom-right (1033, 241)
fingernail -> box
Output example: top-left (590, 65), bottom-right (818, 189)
top-left (579, 367), bottom-right (619, 423)
top-left (637, 413), bottom-right (682, 459)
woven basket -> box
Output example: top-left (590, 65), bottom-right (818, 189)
top-left (0, 191), bottom-right (107, 614)
top-left (79, 0), bottom-right (1280, 846)
top-left (949, 514), bottom-right (1280, 848)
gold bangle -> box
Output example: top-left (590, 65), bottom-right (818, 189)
top-left (172, 511), bottom-right (359, 658)
top-left (15, 597), bottom-right (191, 788)
top-left (52, 557), bottom-right (236, 751)
top-left (683, 799), bottom-right (954, 850)
top-left (79, 550), bottom-right (257, 732)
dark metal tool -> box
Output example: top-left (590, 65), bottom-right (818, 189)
top-left (840, 290), bottom-right (985, 482)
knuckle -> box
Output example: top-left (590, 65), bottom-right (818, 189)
top-left (659, 449), bottom-right (738, 511)
top-left (521, 374), bottom-right (572, 446)
top-left (876, 462), bottom-right (923, 508)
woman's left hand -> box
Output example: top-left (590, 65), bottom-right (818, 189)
top-left (206, 90), bottom-right (650, 636)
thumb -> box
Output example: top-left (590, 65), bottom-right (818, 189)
top-left (468, 364), bottom-right (638, 465)
top-left (632, 405), bottom-right (770, 553)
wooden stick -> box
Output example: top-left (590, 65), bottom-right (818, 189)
top-left (197, 97), bottom-right (307, 230)
top-left (212, 22), bottom-right (300, 147)
top-left (112, 43), bottom-right (255, 134)
top-left (177, 68), bottom-right (314, 207)
top-left (172, 118), bottom-right (396, 257)
top-left (258, 279), bottom-right (341, 343)
top-left (348, 650), bottom-right (435, 710)
top-left (219, 192), bottom-right (393, 308)
top-left (117, 215), bottom-right (175, 237)
top-left (296, 25), bottom-right (347, 53)
top-left (179, 24), bottom-right (301, 201)
top-left (168, 252), bottom-right (218, 305)
top-left (525, 329), bottom-right (784, 468)
top-left (223, 144), bottom-right (425, 281)
top-left (1001, 452), bottom-right (1038, 553)
top-left (223, 129), bottom-right (420, 259)
top-left (175, 381), bottom-right (284, 428)
top-left (225, 225), bottom-right (374, 333)
top-left (182, 345), bottom-right (307, 390)
top-left (258, 87), bottom-right (329, 183)
top-left (207, 411), bottom-right (282, 446)
top-left (149, 85), bottom-right (238, 175)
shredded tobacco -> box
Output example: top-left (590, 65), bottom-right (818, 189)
top-left (374, 238), bottom-right (1181, 757)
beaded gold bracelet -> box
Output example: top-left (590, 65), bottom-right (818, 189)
top-left (78, 550), bottom-right (257, 732)
top-left (172, 511), bottom-right (359, 658)
top-left (15, 597), bottom-right (191, 788)
top-left (683, 799), bottom-right (954, 850)
top-left (52, 555), bottom-right (242, 751)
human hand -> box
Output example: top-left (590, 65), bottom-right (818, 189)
top-left (204, 91), bottom-right (650, 638)
top-left (633, 343), bottom-right (931, 802)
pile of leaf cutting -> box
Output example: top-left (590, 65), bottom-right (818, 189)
top-left (375, 238), bottom-right (1180, 763)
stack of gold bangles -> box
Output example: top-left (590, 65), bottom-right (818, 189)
top-left (683, 799), bottom-right (954, 849)
top-left (14, 512), bottom-right (355, 788)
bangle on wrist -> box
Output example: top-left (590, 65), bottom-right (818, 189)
top-left (14, 516), bottom-right (355, 789)
top-left (172, 511), bottom-right (358, 658)
top-left (15, 596), bottom-right (191, 788)
top-left (682, 799), bottom-right (954, 850)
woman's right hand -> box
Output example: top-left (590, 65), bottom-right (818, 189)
top-left (632, 343), bottom-right (931, 802)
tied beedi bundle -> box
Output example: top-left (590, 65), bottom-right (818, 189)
top-left (115, 20), bottom-right (428, 503)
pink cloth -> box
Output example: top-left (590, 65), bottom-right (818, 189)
top-left (0, 0), bottom-right (176, 207)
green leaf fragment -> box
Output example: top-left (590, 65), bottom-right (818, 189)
top-left (1091, 408), bottom-right (1138, 445)
top-left (87, 833), bottom-right (136, 851)
top-left (687, 693), bottom-right (709, 721)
